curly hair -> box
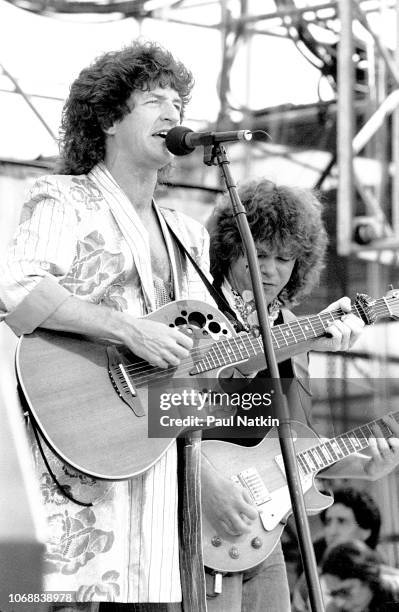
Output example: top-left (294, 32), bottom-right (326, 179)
top-left (321, 540), bottom-right (382, 590)
top-left (56, 40), bottom-right (194, 175)
top-left (207, 178), bottom-right (328, 306)
top-left (320, 487), bottom-right (381, 549)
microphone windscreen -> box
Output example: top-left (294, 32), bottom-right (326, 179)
top-left (165, 126), bottom-right (195, 156)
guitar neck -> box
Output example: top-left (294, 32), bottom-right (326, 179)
top-left (297, 411), bottom-right (399, 475)
top-left (192, 295), bottom-right (395, 375)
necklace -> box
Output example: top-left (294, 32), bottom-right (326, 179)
top-left (231, 288), bottom-right (281, 336)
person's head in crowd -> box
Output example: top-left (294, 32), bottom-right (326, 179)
top-left (57, 40), bottom-right (193, 175)
top-left (321, 540), bottom-right (383, 612)
top-left (320, 487), bottom-right (381, 550)
top-left (207, 178), bottom-right (328, 307)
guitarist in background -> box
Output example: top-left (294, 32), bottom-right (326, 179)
top-left (202, 178), bottom-right (399, 611)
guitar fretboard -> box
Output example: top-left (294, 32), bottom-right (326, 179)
top-left (296, 411), bottom-right (399, 475)
top-left (191, 296), bottom-right (394, 375)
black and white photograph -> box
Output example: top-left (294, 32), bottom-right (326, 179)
top-left (1, 2), bottom-right (399, 611)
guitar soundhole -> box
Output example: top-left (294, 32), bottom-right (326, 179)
top-left (187, 311), bottom-right (207, 329)
top-left (174, 317), bottom-right (187, 327)
top-left (208, 321), bottom-right (221, 334)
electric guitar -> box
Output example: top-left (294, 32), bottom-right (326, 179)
top-left (201, 411), bottom-right (399, 573)
top-left (16, 292), bottom-right (399, 479)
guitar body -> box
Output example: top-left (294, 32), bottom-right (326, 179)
top-left (201, 422), bottom-right (333, 573)
top-left (16, 299), bottom-right (236, 480)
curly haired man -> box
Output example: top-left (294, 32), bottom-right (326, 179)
top-left (1, 41), bottom-right (208, 612)
top-left (203, 179), bottom-right (399, 612)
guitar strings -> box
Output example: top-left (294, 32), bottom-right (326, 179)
top-left (118, 297), bottom-right (399, 386)
top-left (297, 410), bottom-right (399, 474)
top-left (121, 310), bottom-right (344, 379)
top-left (120, 299), bottom-right (399, 382)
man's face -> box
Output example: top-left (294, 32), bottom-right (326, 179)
top-left (324, 503), bottom-right (371, 546)
top-left (322, 575), bottom-right (373, 612)
top-left (228, 244), bottom-right (296, 304)
top-left (106, 85), bottom-right (182, 171)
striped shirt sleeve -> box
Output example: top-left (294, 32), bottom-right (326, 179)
top-left (0, 175), bottom-right (78, 335)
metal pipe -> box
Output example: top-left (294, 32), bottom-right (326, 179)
top-left (337, 0), bottom-right (354, 255)
top-left (354, 2), bottom-right (399, 86)
top-left (0, 63), bottom-right (57, 142)
top-left (392, 0), bottom-right (399, 236)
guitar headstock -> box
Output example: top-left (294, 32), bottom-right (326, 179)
top-left (354, 289), bottom-right (399, 325)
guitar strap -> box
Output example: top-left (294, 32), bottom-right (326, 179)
top-left (16, 383), bottom-right (93, 506)
top-left (28, 413), bottom-right (93, 507)
top-left (163, 220), bottom-right (245, 333)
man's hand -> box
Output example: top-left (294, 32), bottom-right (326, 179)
top-left (41, 295), bottom-right (193, 369)
top-left (320, 416), bottom-right (399, 481)
top-left (311, 297), bottom-right (364, 353)
top-left (364, 415), bottom-right (399, 480)
top-left (122, 316), bottom-right (193, 368)
top-left (201, 457), bottom-right (258, 537)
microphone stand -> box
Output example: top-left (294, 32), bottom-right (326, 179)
top-left (202, 141), bottom-right (325, 612)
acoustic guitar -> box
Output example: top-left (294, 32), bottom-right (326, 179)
top-left (16, 292), bottom-right (399, 479)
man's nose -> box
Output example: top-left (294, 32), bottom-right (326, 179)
top-left (259, 257), bottom-right (277, 276)
top-left (161, 101), bottom-right (180, 123)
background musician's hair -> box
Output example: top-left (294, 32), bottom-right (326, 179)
top-left (207, 178), bottom-right (328, 306)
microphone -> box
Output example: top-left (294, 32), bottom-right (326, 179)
top-left (165, 125), bottom-right (253, 156)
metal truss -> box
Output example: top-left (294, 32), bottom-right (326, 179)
top-left (148, 0), bottom-right (399, 260)
top-left (2, 0), bottom-right (399, 262)
top-left (337, 0), bottom-right (399, 259)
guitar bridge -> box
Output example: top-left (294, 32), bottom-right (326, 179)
top-left (107, 346), bottom-right (145, 417)
top-left (233, 467), bottom-right (271, 506)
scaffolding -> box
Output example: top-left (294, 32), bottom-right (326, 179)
top-left (3, 0), bottom-right (399, 255)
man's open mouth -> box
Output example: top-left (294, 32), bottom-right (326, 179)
top-left (153, 130), bottom-right (168, 139)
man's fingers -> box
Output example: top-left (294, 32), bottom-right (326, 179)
top-left (322, 314), bottom-right (364, 352)
top-left (320, 296), bottom-right (364, 350)
top-left (220, 518), bottom-right (249, 536)
top-left (176, 329), bottom-right (195, 350)
top-left (320, 296), bottom-right (351, 314)
top-left (324, 320), bottom-right (351, 351)
top-left (131, 320), bottom-right (194, 367)
top-left (240, 491), bottom-right (259, 520)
